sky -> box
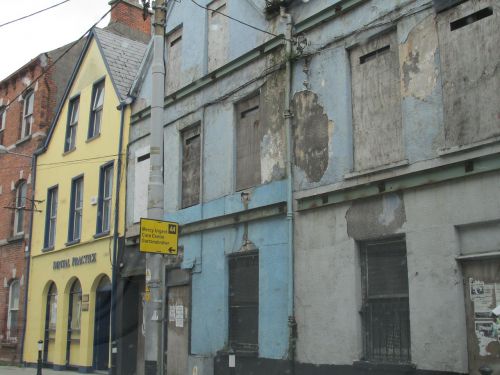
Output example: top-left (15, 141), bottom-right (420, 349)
top-left (0, 0), bottom-right (113, 80)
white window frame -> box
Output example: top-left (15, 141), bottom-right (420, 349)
top-left (69, 177), bottom-right (83, 242)
top-left (98, 163), bottom-right (113, 234)
top-left (66, 97), bottom-right (79, 151)
top-left (89, 81), bottom-right (104, 139)
top-left (0, 106), bottom-right (6, 145)
top-left (21, 91), bottom-right (34, 138)
top-left (0, 106), bottom-right (6, 130)
top-left (45, 187), bottom-right (58, 249)
top-left (7, 279), bottom-right (20, 340)
top-left (14, 181), bottom-right (27, 235)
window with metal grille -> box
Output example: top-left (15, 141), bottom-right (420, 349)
top-left (360, 238), bottom-right (410, 363)
top-left (229, 251), bottom-right (259, 352)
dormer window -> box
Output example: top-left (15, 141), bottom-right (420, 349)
top-left (21, 91), bottom-right (34, 139)
top-left (88, 80), bottom-right (104, 139)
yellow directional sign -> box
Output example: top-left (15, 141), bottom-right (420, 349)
top-left (139, 218), bottom-right (179, 255)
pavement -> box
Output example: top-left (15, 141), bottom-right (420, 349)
top-left (0, 366), bottom-right (87, 375)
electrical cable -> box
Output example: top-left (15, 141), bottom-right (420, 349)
top-left (1, 0), bottom-right (121, 112)
top-left (0, 0), bottom-right (72, 28)
top-left (190, 0), bottom-right (294, 43)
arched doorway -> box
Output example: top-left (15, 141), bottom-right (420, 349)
top-left (93, 276), bottom-right (111, 371)
top-left (66, 279), bottom-right (82, 367)
top-left (44, 282), bottom-right (57, 365)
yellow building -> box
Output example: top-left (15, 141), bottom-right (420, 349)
top-left (23, 28), bottom-right (147, 372)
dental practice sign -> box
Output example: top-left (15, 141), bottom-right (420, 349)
top-left (140, 218), bottom-right (179, 255)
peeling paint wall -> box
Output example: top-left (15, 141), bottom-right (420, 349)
top-left (346, 193), bottom-right (406, 240)
top-left (292, 90), bottom-right (331, 183)
top-left (437, 0), bottom-right (500, 148)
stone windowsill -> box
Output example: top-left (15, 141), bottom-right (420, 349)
top-left (15, 134), bottom-right (32, 147)
top-left (7, 234), bottom-right (24, 243)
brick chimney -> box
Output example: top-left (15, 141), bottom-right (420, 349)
top-left (107, 0), bottom-right (151, 38)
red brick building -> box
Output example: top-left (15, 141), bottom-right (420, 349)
top-left (0, 0), bottom-right (150, 364)
top-left (0, 42), bottom-right (86, 364)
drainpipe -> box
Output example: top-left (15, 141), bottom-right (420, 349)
top-left (281, 5), bottom-right (297, 369)
top-left (20, 151), bottom-right (38, 365)
top-left (110, 97), bottom-right (131, 375)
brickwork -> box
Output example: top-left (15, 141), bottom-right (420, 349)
top-left (0, 59), bottom-right (52, 364)
top-left (109, 0), bottom-right (151, 36)
top-left (0, 53), bottom-right (71, 363)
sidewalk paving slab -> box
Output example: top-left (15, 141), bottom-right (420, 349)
top-left (0, 366), bottom-right (91, 375)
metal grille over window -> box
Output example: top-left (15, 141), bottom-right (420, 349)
top-left (229, 252), bottom-right (259, 352)
top-left (361, 238), bottom-right (410, 363)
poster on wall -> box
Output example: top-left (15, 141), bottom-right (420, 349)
top-left (470, 278), bottom-right (500, 356)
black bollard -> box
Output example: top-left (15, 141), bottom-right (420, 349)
top-left (479, 365), bottom-right (493, 375)
top-left (36, 340), bottom-right (43, 375)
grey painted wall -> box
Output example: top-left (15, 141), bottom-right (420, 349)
top-left (295, 172), bottom-right (500, 372)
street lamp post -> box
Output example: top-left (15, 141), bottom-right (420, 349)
top-left (36, 340), bottom-right (43, 375)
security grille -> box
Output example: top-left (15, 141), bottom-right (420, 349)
top-left (361, 238), bottom-right (410, 363)
top-left (229, 251), bottom-right (259, 351)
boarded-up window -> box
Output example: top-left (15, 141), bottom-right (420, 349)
top-left (166, 27), bottom-right (183, 94)
top-left (236, 95), bottom-right (261, 191)
top-left (229, 252), bottom-right (258, 351)
top-left (181, 124), bottom-right (201, 208)
top-left (437, 0), bottom-right (499, 147)
top-left (350, 31), bottom-right (404, 171)
top-left (133, 147), bottom-right (150, 223)
top-left (360, 238), bottom-right (410, 363)
top-left (207, 0), bottom-right (228, 72)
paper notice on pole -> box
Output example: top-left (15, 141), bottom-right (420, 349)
top-left (229, 354), bottom-right (236, 368)
top-left (169, 306), bottom-right (176, 322)
top-left (175, 317), bottom-right (184, 328)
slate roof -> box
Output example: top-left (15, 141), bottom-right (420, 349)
top-left (94, 27), bottom-right (148, 100)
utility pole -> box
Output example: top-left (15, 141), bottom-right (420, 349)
top-left (145, 0), bottom-right (166, 374)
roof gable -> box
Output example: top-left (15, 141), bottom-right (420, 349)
top-left (94, 28), bottom-right (148, 101)
top-left (40, 28), bottom-right (147, 155)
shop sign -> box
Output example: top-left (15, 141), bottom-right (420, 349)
top-left (140, 218), bottom-right (179, 255)
top-left (52, 253), bottom-right (97, 270)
